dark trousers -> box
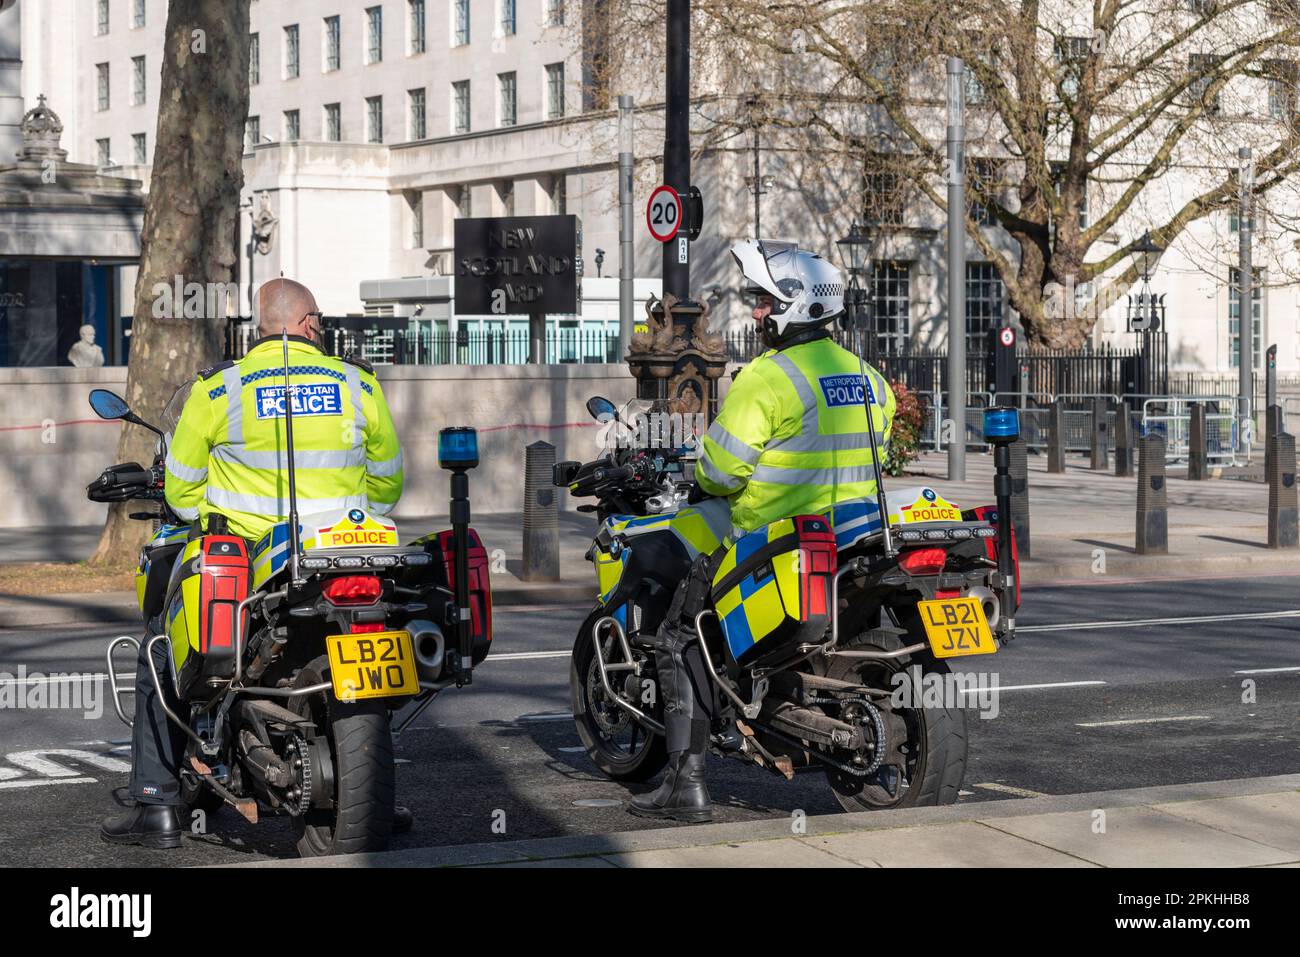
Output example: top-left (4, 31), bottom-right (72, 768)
top-left (127, 628), bottom-right (186, 807)
top-left (648, 555), bottom-right (719, 755)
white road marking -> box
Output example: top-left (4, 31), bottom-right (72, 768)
top-left (1076, 715), bottom-right (1211, 728)
top-left (957, 680), bottom-right (1107, 693)
top-left (1234, 666), bottom-right (1300, 675)
top-left (491, 650), bottom-right (570, 662)
top-left (973, 782), bottom-right (1048, 798)
top-left (1021, 609), bottom-right (1300, 634)
top-left (0, 776), bottom-right (97, 790)
top-left (558, 746), bottom-right (587, 753)
top-left (518, 712), bottom-right (573, 722)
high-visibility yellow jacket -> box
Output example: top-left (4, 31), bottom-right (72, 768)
top-left (697, 335), bottom-right (896, 534)
top-left (164, 335), bottom-right (404, 542)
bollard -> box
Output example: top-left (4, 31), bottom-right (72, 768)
top-left (1114, 401), bottom-right (1134, 478)
top-left (1265, 403), bottom-right (1283, 482)
top-left (1187, 402), bottom-right (1207, 481)
top-left (1090, 398), bottom-right (1108, 470)
top-left (1136, 434), bottom-right (1168, 554)
top-left (1009, 437), bottom-right (1031, 559)
top-left (522, 441), bottom-right (560, 581)
top-left (1047, 400), bottom-right (1066, 474)
top-left (1267, 431), bottom-right (1298, 548)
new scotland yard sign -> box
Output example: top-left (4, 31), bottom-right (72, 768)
top-left (454, 215), bottom-right (580, 316)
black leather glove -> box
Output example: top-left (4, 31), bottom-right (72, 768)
top-left (686, 481), bottom-right (710, 505)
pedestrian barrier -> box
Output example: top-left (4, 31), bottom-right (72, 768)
top-left (1137, 395), bottom-right (1244, 467)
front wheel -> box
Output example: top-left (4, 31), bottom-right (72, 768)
top-left (821, 628), bottom-right (968, 811)
top-left (291, 657), bottom-right (396, 857)
top-left (570, 609), bottom-right (668, 782)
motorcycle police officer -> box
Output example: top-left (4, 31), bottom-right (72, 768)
top-left (629, 240), bottom-right (897, 822)
top-left (100, 278), bottom-right (408, 848)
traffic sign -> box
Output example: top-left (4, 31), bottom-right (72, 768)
top-left (999, 327), bottom-right (1016, 348)
top-left (646, 185), bottom-right (682, 243)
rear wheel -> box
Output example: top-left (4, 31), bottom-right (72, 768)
top-left (822, 627), bottom-right (968, 811)
top-left (570, 609), bottom-right (668, 782)
top-left (291, 657), bottom-right (396, 858)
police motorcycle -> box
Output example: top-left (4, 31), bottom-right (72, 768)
top-left (556, 394), bottom-right (1022, 810)
top-left (86, 340), bottom-right (491, 857)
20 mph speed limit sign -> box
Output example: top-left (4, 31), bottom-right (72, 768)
top-left (646, 185), bottom-right (682, 242)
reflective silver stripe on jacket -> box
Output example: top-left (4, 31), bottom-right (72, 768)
top-left (750, 463), bottom-right (877, 486)
top-left (768, 352), bottom-right (819, 436)
top-left (165, 451), bottom-right (208, 483)
top-left (206, 487), bottom-right (369, 515)
top-left (172, 503), bottom-right (200, 521)
top-left (368, 499), bottom-right (396, 516)
top-left (345, 365), bottom-right (367, 435)
top-left (366, 451), bottom-right (403, 477)
top-left (697, 454), bottom-right (743, 491)
top-left (210, 445), bottom-right (365, 471)
top-left (767, 429), bottom-right (886, 454)
top-left (704, 422), bottom-right (761, 465)
top-left (222, 366), bottom-right (244, 445)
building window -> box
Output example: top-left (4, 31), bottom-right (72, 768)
top-left (1054, 36), bottom-right (1089, 100)
top-left (499, 72), bottom-right (517, 127)
top-left (453, 0), bottom-right (470, 46)
top-left (324, 102), bottom-right (341, 142)
top-left (408, 192), bottom-right (424, 248)
top-left (131, 56), bottom-right (146, 106)
top-left (963, 45), bottom-right (996, 107)
top-left (498, 180), bottom-right (515, 216)
top-left (96, 63), bottom-right (110, 111)
top-left (284, 109), bottom-right (300, 142)
top-left (366, 7), bottom-right (383, 64)
top-left (551, 174), bottom-right (567, 214)
top-left (408, 88), bottom-right (426, 139)
top-left (968, 158), bottom-right (1005, 227)
top-left (246, 115), bottom-right (260, 149)
top-left (284, 25), bottom-right (300, 79)
top-left (864, 168), bottom-right (906, 226)
top-left (96, 0), bottom-right (109, 36)
top-left (1050, 161), bottom-right (1089, 231)
top-left (452, 80), bottom-right (471, 133)
top-left (409, 0), bottom-right (426, 54)
top-left (366, 96), bottom-right (383, 143)
top-left (132, 133), bottom-right (146, 165)
top-left (96, 138), bottom-right (110, 166)
top-left (324, 16), bottom-right (341, 72)
top-left (1188, 0), bottom-right (1216, 13)
top-left (965, 263), bottom-right (1004, 350)
top-left (1189, 53), bottom-right (1222, 114)
top-left (249, 33), bottom-right (260, 85)
top-left (456, 184), bottom-right (472, 218)
top-left (871, 262), bottom-right (911, 355)
top-left (500, 0), bottom-right (516, 36)
top-left (1267, 60), bottom-right (1296, 121)
top-left (1229, 268), bottom-right (1262, 370)
top-left (132, 0), bottom-right (145, 29)
top-left (546, 0), bottom-right (565, 27)
top-left (546, 63), bottom-right (565, 119)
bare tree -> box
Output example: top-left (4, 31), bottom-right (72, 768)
top-left (91, 1), bottom-right (251, 564)
top-left (599, 0), bottom-right (1300, 346)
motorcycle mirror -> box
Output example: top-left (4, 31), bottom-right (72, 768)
top-left (88, 389), bottom-right (131, 420)
top-left (586, 396), bottom-right (619, 423)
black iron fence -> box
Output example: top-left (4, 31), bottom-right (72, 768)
top-left (724, 328), bottom-right (1168, 399)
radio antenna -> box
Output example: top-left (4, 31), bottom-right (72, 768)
top-left (855, 321), bottom-right (895, 557)
top-left (281, 329), bottom-right (303, 587)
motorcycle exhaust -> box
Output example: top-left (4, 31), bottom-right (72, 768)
top-left (406, 620), bottom-right (445, 682)
top-left (966, 585), bottom-right (1001, 631)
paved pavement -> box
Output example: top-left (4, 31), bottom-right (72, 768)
top-left (0, 574), bottom-right (1296, 867)
top-left (242, 775), bottom-right (1300, 868)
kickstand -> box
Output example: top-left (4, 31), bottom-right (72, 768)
top-left (189, 756), bottom-right (258, 823)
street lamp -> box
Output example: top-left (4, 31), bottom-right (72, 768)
top-left (1126, 230), bottom-right (1165, 333)
top-left (837, 221), bottom-right (875, 354)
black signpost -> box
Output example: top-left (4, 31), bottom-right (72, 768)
top-left (453, 215), bottom-right (581, 364)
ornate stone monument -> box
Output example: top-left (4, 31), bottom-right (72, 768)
top-left (626, 293), bottom-right (729, 422)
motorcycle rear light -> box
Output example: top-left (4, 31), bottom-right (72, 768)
top-left (349, 622), bottom-right (387, 634)
top-left (367, 555), bottom-right (398, 568)
top-left (402, 553), bottom-right (432, 567)
top-left (898, 547), bottom-right (948, 576)
top-left (301, 557), bottom-right (330, 571)
top-left (322, 575), bottom-right (382, 606)
top-left (974, 526), bottom-right (998, 539)
top-left (335, 556), bottom-right (365, 569)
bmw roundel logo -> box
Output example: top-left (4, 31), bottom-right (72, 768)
top-left (348, 508), bottom-right (365, 523)
top-left (922, 488), bottom-right (937, 502)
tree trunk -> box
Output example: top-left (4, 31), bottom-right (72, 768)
top-left (90, 1), bottom-right (251, 566)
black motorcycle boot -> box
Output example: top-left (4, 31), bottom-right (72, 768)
top-left (628, 748), bottom-right (712, 823)
top-left (100, 804), bottom-right (183, 849)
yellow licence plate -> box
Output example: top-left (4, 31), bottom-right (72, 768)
top-left (325, 631), bottom-right (420, 701)
top-left (917, 597), bottom-right (998, 658)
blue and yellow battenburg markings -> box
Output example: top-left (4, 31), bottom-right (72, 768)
top-left (593, 505), bottom-right (728, 603)
top-left (711, 518), bottom-right (807, 660)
